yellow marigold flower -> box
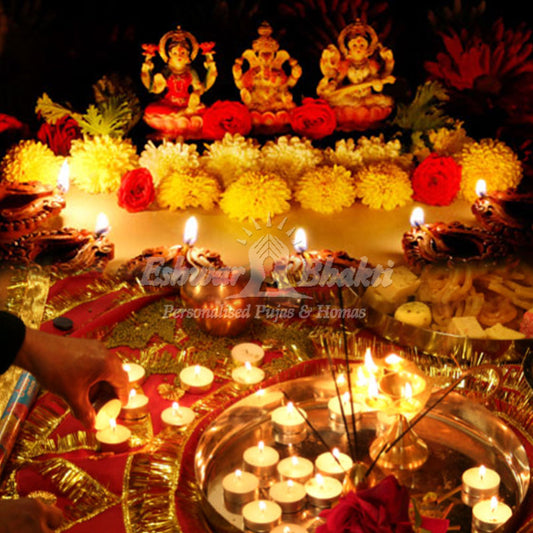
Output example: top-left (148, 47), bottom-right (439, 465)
top-left (219, 171), bottom-right (291, 222)
top-left (355, 162), bottom-right (413, 210)
top-left (139, 140), bottom-right (200, 187)
top-left (323, 138), bottom-right (363, 170)
top-left (69, 135), bottom-right (138, 193)
top-left (156, 170), bottom-right (220, 211)
top-left (459, 138), bottom-right (522, 202)
top-left (260, 136), bottom-right (323, 189)
top-left (295, 165), bottom-right (355, 214)
top-left (0, 140), bottom-right (63, 186)
top-left (201, 133), bottom-right (261, 188)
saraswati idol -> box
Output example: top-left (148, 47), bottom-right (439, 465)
top-left (317, 20), bottom-right (395, 131)
top-left (140, 26), bottom-right (217, 139)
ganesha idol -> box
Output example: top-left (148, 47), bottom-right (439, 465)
top-left (233, 22), bottom-right (302, 135)
top-left (140, 26), bottom-right (217, 139)
top-left (317, 20), bottom-right (395, 131)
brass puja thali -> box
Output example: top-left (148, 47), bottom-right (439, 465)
top-left (194, 374), bottom-right (530, 533)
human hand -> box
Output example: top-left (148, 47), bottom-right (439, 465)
top-left (15, 329), bottom-right (129, 429)
top-left (0, 498), bottom-right (62, 533)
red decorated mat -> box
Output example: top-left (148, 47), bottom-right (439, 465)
top-left (0, 272), bottom-right (532, 533)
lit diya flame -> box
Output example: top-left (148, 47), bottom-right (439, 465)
top-left (95, 212), bottom-right (110, 237)
top-left (475, 179), bottom-right (487, 198)
top-left (364, 348), bottom-right (378, 374)
top-left (183, 216), bottom-right (198, 246)
top-left (410, 207), bottom-right (425, 228)
top-left (57, 160), bottom-right (70, 193)
top-left (293, 227), bottom-right (307, 253)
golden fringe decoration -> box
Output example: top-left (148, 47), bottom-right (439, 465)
top-left (157, 383), bottom-right (185, 402)
top-left (123, 414), bottom-right (154, 448)
top-left (28, 431), bottom-right (98, 457)
top-left (36, 457), bottom-right (120, 531)
top-left (136, 343), bottom-right (184, 375)
top-left (0, 468), bottom-right (20, 499)
top-left (13, 396), bottom-right (69, 461)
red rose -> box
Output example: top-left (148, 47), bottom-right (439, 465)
top-left (412, 153), bottom-right (462, 206)
top-left (202, 100), bottom-right (252, 140)
top-left (317, 476), bottom-right (413, 533)
top-left (37, 115), bottom-right (82, 156)
top-left (118, 168), bottom-right (155, 213)
top-left (289, 98), bottom-right (336, 139)
top-left (200, 41), bottom-right (216, 54)
top-left (142, 43), bottom-right (159, 58)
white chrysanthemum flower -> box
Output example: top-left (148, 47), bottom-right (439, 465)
top-left (139, 140), bottom-right (200, 187)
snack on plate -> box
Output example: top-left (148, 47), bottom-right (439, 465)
top-left (448, 316), bottom-right (486, 338)
top-left (484, 323), bottom-right (526, 340)
top-left (362, 265), bottom-right (420, 315)
top-left (394, 301), bottom-right (432, 328)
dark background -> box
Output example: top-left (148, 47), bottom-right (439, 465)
top-left (0, 0), bottom-right (529, 148)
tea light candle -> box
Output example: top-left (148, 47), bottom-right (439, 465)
top-left (231, 342), bottom-right (265, 366)
top-left (243, 440), bottom-right (280, 480)
top-left (160, 402), bottom-right (196, 428)
top-left (462, 465), bottom-right (501, 506)
top-left (365, 377), bottom-right (392, 411)
top-left (242, 389), bottom-right (284, 409)
top-left (328, 392), bottom-right (361, 424)
top-left (315, 448), bottom-right (353, 481)
top-left (119, 389), bottom-right (149, 421)
top-left (179, 364), bottom-right (214, 394)
top-left (305, 473), bottom-right (343, 508)
top-left (242, 500), bottom-right (282, 532)
top-left (96, 419), bottom-right (131, 453)
top-left (269, 479), bottom-right (306, 514)
top-left (122, 362), bottom-right (146, 387)
top-left (271, 524), bottom-right (307, 533)
top-left (222, 469), bottom-right (259, 509)
top-left (277, 455), bottom-right (314, 483)
top-left (271, 403), bottom-right (307, 434)
top-left (232, 361), bottom-right (265, 386)
top-left (472, 497), bottom-right (512, 532)
top-left (94, 398), bottom-right (122, 431)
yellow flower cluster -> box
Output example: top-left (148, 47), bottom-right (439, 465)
top-left (412, 121), bottom-right (472, 161)
top-left (139, 140), bottom-right (200, 187)
top-left (295, 165), bottom-right (356, 214)
top-left (355, 162), bottom-right (413, 210)
top-left (0, 140), bottom-right (63, 186)
top-left (69, 135), bottom-right (138, 193)
top-left (260, 136), bottom-right (323, 189)
top-left (220, 171), bottom-right (291, 221)
top-left (459, 138), bottom-right (523, 202)
top-left (156, 170), bottom-right (220, 211)
top-left (201, 133), bottom-right (261, 188)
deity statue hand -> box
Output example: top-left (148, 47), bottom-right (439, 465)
top-left (233, 22), bottom-right (302, 114)
top-left (317, 20), bottom-right (395, 109)
top-left (140, 26), bottom-right (217, 137)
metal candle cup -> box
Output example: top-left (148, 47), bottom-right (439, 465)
top-left (304, 474), bottom-right (343, 508)
top-left (462, 465), bottom-right (501, 507)
top-left (472, 497), bottom-right (512, 532)
top-left (268, 479), bottom-right (307, 514)
top-left (96, 419), bottom-right (131, 454)
top-left (276, 456), bottom-right (314, 484)
top-left (242, 500), bottom-right (282, 532)
top-left (119, 389), bottom-right (149, 421)
top-left (315, 449), bottom-right (354, 481)
top-left (243, 441), bottom-right (280, 485)
top-left (179, 365), bottom-right (214, 394)
top-left (222, 469), bottom-right (259, 513)
top-left (271, 403), bottom-right (307, 444)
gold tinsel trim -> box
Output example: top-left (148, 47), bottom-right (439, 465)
top-left (36, 458), bottom-right (120, 531)
top-left (28, 430), bottom-right (98, 457)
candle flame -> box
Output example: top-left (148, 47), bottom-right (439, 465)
top-left (287, 479), bottom-right (294, 489)
top-left (385, 353), bottom-right (403, 367)
top-left (410, 207), bottom-right (425, 228)
top-left (109, 418), bottom-right (117, 431)
top-left (476, 179), bottom-right (487, 198)
top-left (183, 216), bottom-right (198, 246)
top-left (364, 348), bottom-right (378, 373)
top-left (479, 465), bottom-right (486, 480)
top-left (95, 212), bottom-right (110, 236)
top-left (490, 496), bottom-right (498, 512)
top-left (402, 382), bottom-right (413, 400)
top-left (259, 500), bottom-right (267, 512)
top-left (194, 365), bottom-right (201, 376)
top-left (342, 391), bottom-right (351, 405)
top-left (316, 473), bottom-right (324, 487)
top-left (129, 389), bottom-right (137, 399)
top-left (336, 374), bottom-right (346, 386)
top-left (258, 440), bottom-right (264, 452)
top-left (256, 389), bottom-right (265, 397)
top-left (332, 448), bottom-right (340, 459)
top-left (291, 456), bottom-right (299, 466)
top-left (283, 528), bottom-right (291, 533)
top-left (235, 469), bottom-right (242, 479)
top-left (57, 160), bottom-right (70, 193)
top-left (172, 401), bottom-right (179, 411)
top-left (244, 361), bottom-right (252, 371)
top-left (293, 227), bottom-right (307, 253)
top-left (123, 363), bottom-right (131, 372)
top-left (286, 402), bottom-right (294, 415)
